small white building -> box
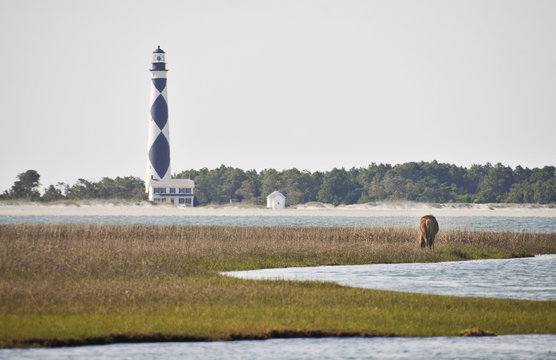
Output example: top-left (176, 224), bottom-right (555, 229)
top-left (267, 191), bottom-right (286, 209)
top-left (147, 178), bottom-right (195, 206)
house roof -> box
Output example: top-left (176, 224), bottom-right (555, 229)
top-left (267, 191), bottom-right (285, 199)
top-left (148, 178), bottom-right (195, 188)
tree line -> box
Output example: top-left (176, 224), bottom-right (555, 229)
top-left (2, 162), bottom-right (555, 205)
top-left (0, 170), bottom-right (146, 202)
top-left (176, 162), bottom-right (555, 205)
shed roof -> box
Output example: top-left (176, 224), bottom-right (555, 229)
top-left (267, 191), bottom-right (285, 199)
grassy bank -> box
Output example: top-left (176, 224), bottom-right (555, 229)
top-left (0, 225), bottom-right (555, 347)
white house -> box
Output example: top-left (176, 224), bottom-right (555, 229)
top-left (147, 178), bottom-right (195, 206)
top-left (267, 191), bottom-right (286, 209)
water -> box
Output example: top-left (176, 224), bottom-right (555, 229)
top-left (224, 254), bottom-right (556, 300)
top-left (1, 335), bottom-right (554, 360)
top-left (0, 215), bottom-right (554, 232)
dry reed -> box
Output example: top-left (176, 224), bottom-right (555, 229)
top-left (1, 224), bottom-right (553, 307)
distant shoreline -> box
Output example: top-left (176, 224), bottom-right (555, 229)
top-left (0, 200), bottom-right (554, 218)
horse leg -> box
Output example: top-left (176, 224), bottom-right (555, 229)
top-left (426, 229), bottom-right (434, 250)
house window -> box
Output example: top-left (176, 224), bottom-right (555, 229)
top-left (179, 198), bottom-right (185, 204)
top-left (178, 188), bottom-right (186, 194)
top-left (185, 198), bottom-right (192, 204)
top-left (153, 187), bottom-right (165, 194)
top-left (169, 188), bottom-right (176, 194)
top-left (186, 188), bottom-right (192, 194)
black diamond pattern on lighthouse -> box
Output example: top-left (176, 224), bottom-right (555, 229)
top-left (149, 132), bottom-right (170, 178)
top-left (150, 88), bottom-right (168, 132)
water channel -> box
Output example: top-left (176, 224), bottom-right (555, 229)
top-left (0, 215), bottom-right (554, 233)
top-left (1, 335), bottom-right (554, 360)
top-left (224, 254), bottom-right (556, 300)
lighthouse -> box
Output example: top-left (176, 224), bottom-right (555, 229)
top-left (146, 46), bottom-right (195, 205)
top-left (147, 46), bottom-right (171, 182)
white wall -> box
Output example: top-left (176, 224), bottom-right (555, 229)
top-left (267, 195), bottom-right (285, 209)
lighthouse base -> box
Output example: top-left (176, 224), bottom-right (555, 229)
top-left (147, 178), bottom-right (195, 206)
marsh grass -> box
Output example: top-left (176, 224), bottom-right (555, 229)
top-left (0, 225), bottom-right (555, 347)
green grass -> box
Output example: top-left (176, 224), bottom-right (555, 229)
top-left (0, 225), bottom-right (555, 347)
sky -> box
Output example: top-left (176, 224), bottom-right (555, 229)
top-left (1, 0), bottom-right (555, 192)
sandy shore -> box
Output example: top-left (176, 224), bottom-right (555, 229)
top-left (0, 201), bottom-right (554, 217)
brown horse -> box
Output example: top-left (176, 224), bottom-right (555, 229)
top-left (419, 215), bottom-right (439, 250)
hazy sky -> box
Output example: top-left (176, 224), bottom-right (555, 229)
top-left (1, 0), bottom-right (555, 192)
